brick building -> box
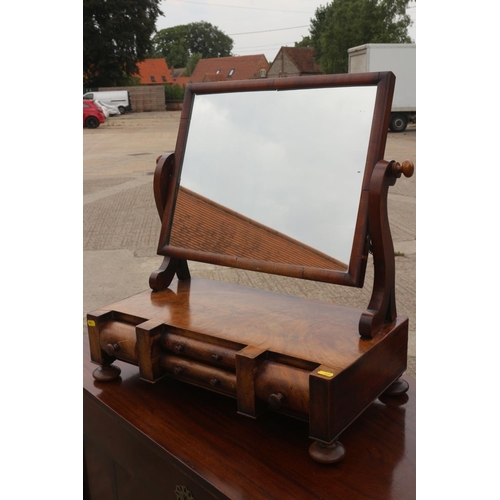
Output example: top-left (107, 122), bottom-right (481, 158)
top-left (267, 47), bottom-right (321, 78)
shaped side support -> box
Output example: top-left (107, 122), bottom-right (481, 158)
top-left (359, 160), bottom-right (414, 338)
top-left (150, 152), bottom-right (190, 291)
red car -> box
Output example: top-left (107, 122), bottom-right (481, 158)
top-left (83, 99), bottom-right (106, 128)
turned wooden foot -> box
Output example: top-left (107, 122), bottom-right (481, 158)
top-left (93, 364), bottom-right (121, 382)
top-left (309, 440), bottom-right (346, 464)
top-left (382, 377), bottom-right (409, 397)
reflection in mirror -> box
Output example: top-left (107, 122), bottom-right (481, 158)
top-left (169, 85), bottom-right (377, 271)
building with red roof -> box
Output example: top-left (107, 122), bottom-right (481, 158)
top-left (189, 55), bottom-right (269, 83)
top-left (135, 58), bottom-right (174, 85)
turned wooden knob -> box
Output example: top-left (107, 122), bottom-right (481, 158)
top-left (393, 160), bottom-right (415, 178)
top-left (174, 344), bottom-right (184, 354)
top-left (268, 392), bottom-right (285, 410)
top-left (105, 343), bottom-right (120, 356)
top-left (211, 353), bottom-right (221, 362)
top-left (209, 378), bottom-right (219, 387)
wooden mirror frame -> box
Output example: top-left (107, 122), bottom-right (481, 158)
top-left (151, 72), bottom-right (396, 294)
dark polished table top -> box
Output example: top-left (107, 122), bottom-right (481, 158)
top-left (83, 336), bottom-right (416, 500)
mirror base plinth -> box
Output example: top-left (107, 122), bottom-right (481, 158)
top-left (87, 278), bottom-right (408, 465)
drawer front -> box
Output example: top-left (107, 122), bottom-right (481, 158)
top-left (161, 355), bottom-right (237, 397)
top-left (161, 332), bottom-right (238, 371)
top-left (100, 321), bottom-right (138, 364)
top-left (255, 360), bottom-right (310, 417)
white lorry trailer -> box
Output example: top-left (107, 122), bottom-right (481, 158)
top-left (348, 43), bottom-right (415, 132)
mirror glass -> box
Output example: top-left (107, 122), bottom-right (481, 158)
top-left (168, 85), bottom-right (378, 272)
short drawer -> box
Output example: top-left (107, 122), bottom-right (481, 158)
top-left (99, 321), bottom-right (138, 364)
top-left (254, 360), bottom-right (310, 417)
top-left (160, 331), bottom-right (241, 370)
top-left (160, 355), bottom-right (237, 397)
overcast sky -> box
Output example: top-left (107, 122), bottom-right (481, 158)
top-left (156, 0), bottom-right (416, 63)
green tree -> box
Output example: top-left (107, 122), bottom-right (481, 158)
top-left (185, 53), bottom-right (203, 76)
top-left (295, 36), bottom-right (313, 47)
top-left (150, 25), bottom-right (189, 68)
top-left (164, 84), bottom-right (186, 100)
top-left (309, 0), bottom-right (413, 74)
top-left (84, 0), bottom-right (163, 87)
top-left (152, 21), bottom-right (233, 69)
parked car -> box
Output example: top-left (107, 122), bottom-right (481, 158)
top-left (95, 99), bottom-right (121, 116)
top-left (94, 100), bottom-right (110, 118)
top-left (83, 99), bottom-right (106, 128)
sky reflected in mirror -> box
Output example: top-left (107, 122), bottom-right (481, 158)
top-left (177, 86), bottom-right (377, 266)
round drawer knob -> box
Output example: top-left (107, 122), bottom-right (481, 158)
top-left (210, 378), bottom-right (219, 387)
top-left (174, 345), bottom-right (184, 354)
top-left (105, 343), bottom-right (120, 356)
top-left (268, 392), bottom-right (285, 410)
top-left (174, 366), bottom-right (183, 376)
top-left (211, 354), bottom-right (221, 362)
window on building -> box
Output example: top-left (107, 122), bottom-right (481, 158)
top-left (151, 76), bottom-right (156, 82)
top-left (260, 69), bottom-right (267, 78)
top-left (162, 76), bottom-right (167, 82)
top-left (228, 69), bottom-right (235, 77)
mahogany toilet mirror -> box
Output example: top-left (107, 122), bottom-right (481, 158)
top-left (88, 71), bottom-right (414, 464)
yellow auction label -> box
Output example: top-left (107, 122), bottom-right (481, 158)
top-left (87, 320), bottom-right (96, 327)
top-left (317, 370), bottom-right (334, 377)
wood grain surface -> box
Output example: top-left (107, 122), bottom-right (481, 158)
top-left (93, 277), bottom-right (407, 371)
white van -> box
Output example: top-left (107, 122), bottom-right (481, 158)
top-left (82, 90), bottom-right (132, 113)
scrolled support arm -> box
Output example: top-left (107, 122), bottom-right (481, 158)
top-left (359, 159), bottom-right (414, 338)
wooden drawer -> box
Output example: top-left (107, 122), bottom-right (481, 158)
top-left (254, 360), bottom-right (310, 417)
top-left (99, 320), bottom-right (138, 365)
top-left (160, 331), bottom-right (241, 371)
top-left (161, 354), bottom-right (238, 397)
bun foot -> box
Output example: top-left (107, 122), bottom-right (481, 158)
top-left (382, 377), bottom-right (409, 397)
top-left (93, 364), bottom-right (121, 382)
top-left (309, 440), bottom-right (345, 464)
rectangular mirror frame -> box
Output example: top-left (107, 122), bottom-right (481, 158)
top-left (156, 72), bottom-right (395, 287)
